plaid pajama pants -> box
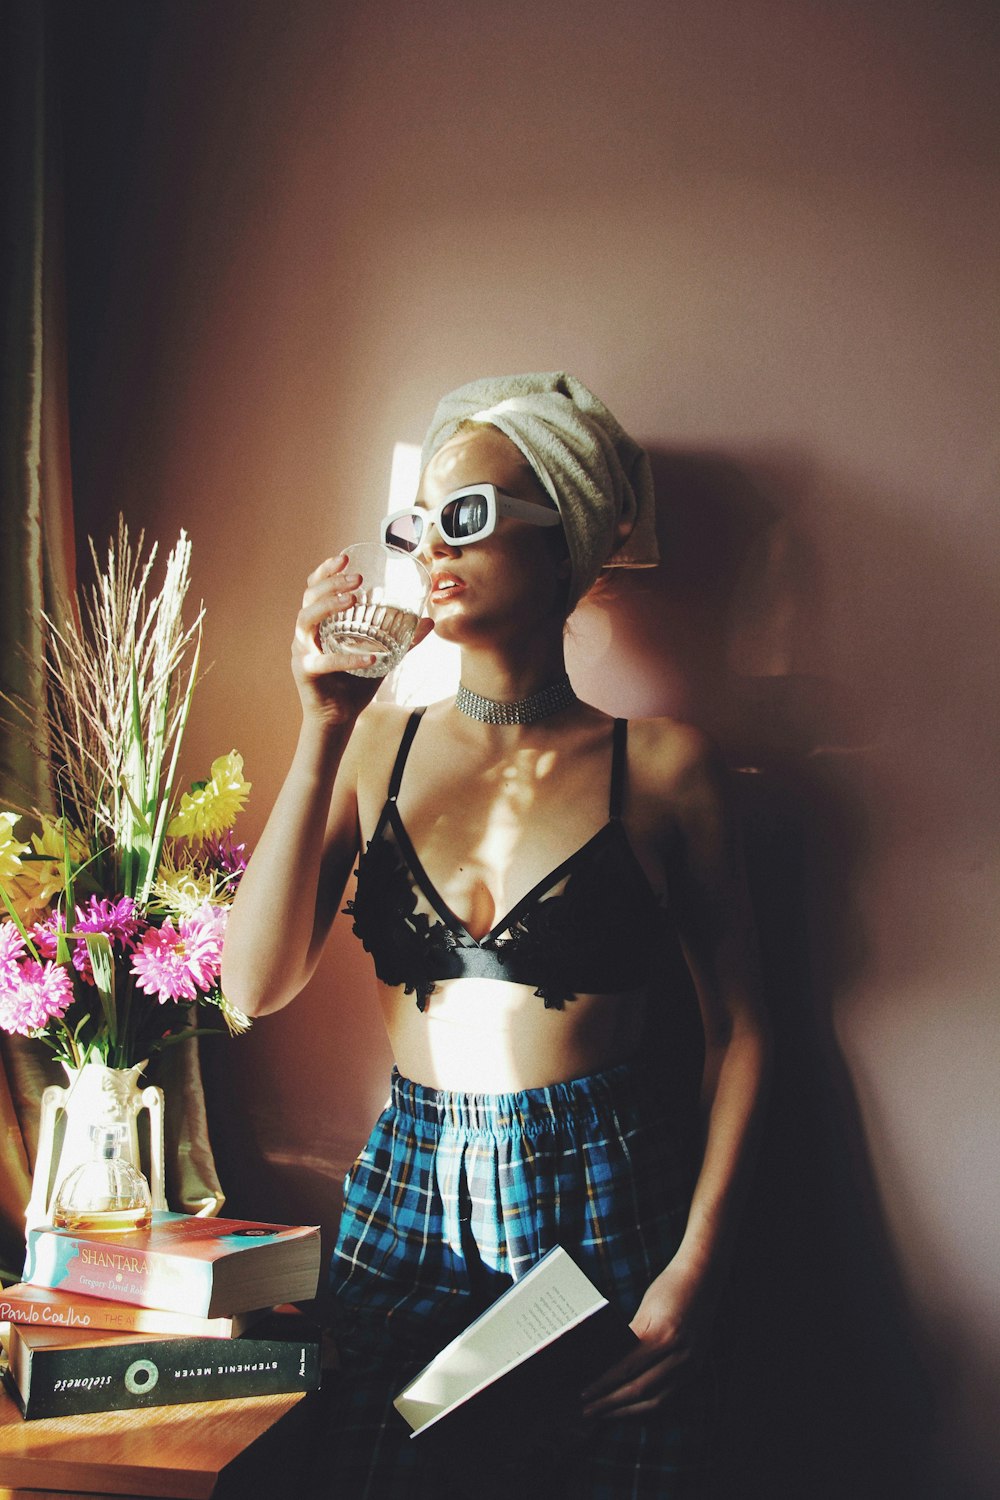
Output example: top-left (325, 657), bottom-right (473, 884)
top-left (322, 1060), bottom-right (715, 1498)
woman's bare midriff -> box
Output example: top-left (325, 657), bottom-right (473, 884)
top-left (380, 975), bottom-right (649, 1093)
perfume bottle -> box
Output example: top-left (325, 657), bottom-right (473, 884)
top-left (52, 1122), bottom-right (153, 1233)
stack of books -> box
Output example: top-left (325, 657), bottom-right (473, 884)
top-left (1, 1212), bottom-right (323, 1419)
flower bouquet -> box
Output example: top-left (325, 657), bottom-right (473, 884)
top-left (0, 522), bottom-right (251, 1072)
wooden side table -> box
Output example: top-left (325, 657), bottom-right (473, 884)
top-left (0, 1382), bottom-right (318, 1499)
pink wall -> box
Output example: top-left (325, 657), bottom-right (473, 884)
top-left (64, 1), bottom-right (998, 1493)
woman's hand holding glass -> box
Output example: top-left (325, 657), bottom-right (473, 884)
top-left (316, 542), bottom-right (431, 678)
top-left (293, 550), bottom-right (431, 725)
top-left (293, 555), bottom-right (372, 722)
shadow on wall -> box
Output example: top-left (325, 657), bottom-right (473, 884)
top-left (723, 765), bottom-right (940, 1500)
top-left (593, 452), bottom-right (942, 1499)
top-left (577, 449), bottom-right (871, 757)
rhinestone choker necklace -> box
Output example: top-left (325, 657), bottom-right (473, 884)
top-left (455, 674), bottom-right (578, 725)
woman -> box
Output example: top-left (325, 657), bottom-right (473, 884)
top-left (222, 373), bottom-right (770, 1498)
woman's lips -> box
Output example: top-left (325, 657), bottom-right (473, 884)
top-left (430, 572), bottom-right (465, 601)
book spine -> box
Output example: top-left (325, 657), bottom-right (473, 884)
top-left (23, 1233), bottom-right (213, 1316)
top-left (0, 1288), bottom-right (247, 1338)
top-left (11, 1331), bottom-right (321, 1419)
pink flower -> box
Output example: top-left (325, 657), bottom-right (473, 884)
top-left (0, 958), bottom-right (74, 1036)
top-left (33, 910), bottom-right (97, 984)
top-left (185, 902), bottom-right (228, 949)
top-left (0, 922), bottom-right (27, 990)
top-left (29, 912), bottom-right (66, 961)
top-left (130, 905), bottom-right (226, 1004)
top-left (1, 922), bottom-right (76, 1036)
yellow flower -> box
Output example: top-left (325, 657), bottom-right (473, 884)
top-left (8, 815), bottom-right (88, 923)
top-left (167, 751), bottom-right (251, 841)
top-left (152, 848), bottom-right (228, 918)
top-left (216, 991), bottom-right (252, 1035)
top-left (0, 812), bottom-right (30, 885)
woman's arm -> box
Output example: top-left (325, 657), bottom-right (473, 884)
top-left (583, 725), bottom-right (772, 1417)
top-left (221, 556), bottom-right (393, 1017)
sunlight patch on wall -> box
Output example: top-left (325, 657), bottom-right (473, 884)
top-left (384, 441), bottom-right (461, 707)
top-left (387, 440), bottom-right (422, 512)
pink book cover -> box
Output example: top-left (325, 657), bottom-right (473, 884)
top-left (22, 1213), bottom-right (321, 1317)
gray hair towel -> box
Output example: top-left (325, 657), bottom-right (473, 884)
top-left (420, 372), bottom-right (658, 608)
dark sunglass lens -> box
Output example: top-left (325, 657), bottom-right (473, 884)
top-left (444, 494), bottom-right (488, 540)
top-left (385, 514), bottom-right (421, 552)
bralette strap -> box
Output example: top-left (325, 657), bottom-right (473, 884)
top-left (609, 718), bottom-right (628, 820)
top-left (387, 708), bottom-right (426, 802)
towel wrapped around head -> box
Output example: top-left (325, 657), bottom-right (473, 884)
top-left (420, 372), bottom-right (658, 609)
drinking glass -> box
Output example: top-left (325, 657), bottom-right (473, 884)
top-left (318, 542), bottom-right (431, 679)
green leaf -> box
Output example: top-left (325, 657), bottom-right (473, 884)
top-left (118, 780), bottom-right (154, 837)
top-left (0, 884), bottom-right (42, 961)
top-left (148, 1025), bottom-right (224, 1052)
top-left (82, 932), bottom-right (117, 1047)
top-left (53, 793), bottom-right (78, 966)
top-left (139, 633), bottom-right (201, 907)
top-left (120, 654), bottom-right (150, 900)
top-left (145, 674), bottom-right (172, 835)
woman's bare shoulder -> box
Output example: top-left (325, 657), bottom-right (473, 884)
top-left (351, 698), bottom-right (416, 747)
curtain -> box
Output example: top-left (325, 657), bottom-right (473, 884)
top-left (0, 0), bottom-right (222, 1281)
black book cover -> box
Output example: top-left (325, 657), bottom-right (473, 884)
top-left (393, 1246), bottom-right (639, 1497)
top-left (411, 1302), bottom-right (636, 1477)
top-left (6, 1310), bottom-right (321, 1419)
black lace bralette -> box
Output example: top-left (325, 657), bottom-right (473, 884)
top-left (344, 709), bottom-right (669, 1010)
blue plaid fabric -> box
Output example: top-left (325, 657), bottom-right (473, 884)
top-left (324, 1060), bottom-right (715, 1498)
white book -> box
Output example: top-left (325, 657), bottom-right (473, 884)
top-left (394, 1245), bottom-right (634, 1440)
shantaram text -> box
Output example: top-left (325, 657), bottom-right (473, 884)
top-left (79, 1249), bottom-right (146, 1271)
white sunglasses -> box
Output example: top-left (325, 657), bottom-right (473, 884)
top-left (381, 484), bottom-right (561, 553)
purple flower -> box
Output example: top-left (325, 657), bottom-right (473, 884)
top-left (32, 897), bottom-right (143, 985)
top-left (204, 830), bottom-right (248, 879)
top-left (75, 895), bottom-right (142, 947)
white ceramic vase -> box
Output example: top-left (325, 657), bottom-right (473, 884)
top-left (25, 1060), bottom-right (166, 1231)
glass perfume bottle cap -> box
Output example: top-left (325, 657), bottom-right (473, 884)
top-left (90, 1122), bottom-right (129, 1157)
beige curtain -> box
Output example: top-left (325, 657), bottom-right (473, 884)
top-left (0, 1), bottom-right (222, 1281)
